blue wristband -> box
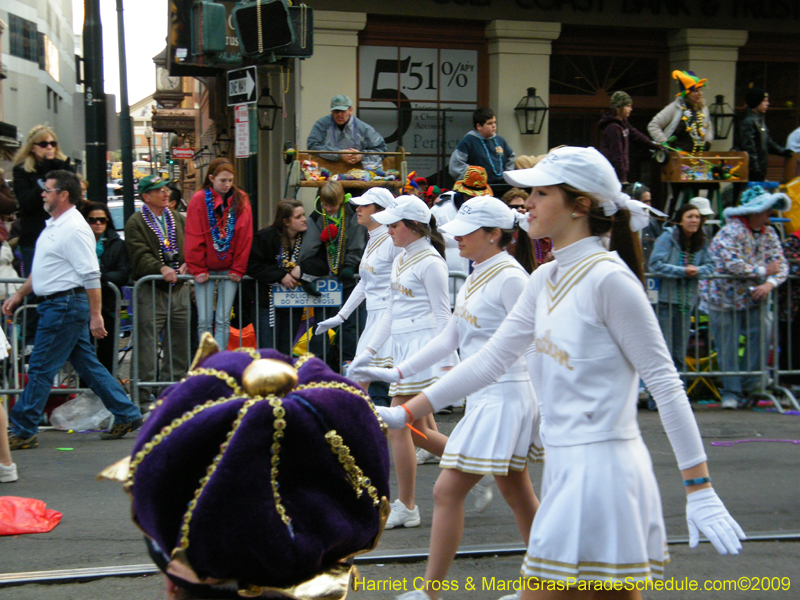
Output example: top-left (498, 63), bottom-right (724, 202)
top-left (683, 476), bottom-right (711, 487)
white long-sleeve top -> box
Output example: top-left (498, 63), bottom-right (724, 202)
top-left (425, 236), bottom-right (707, 471)
top-left (398, 251), bottom-right (532, 382)
top-left (366, 236), bottom-right (457, 367)
top-left (337, 225), bottom-right (402, 318)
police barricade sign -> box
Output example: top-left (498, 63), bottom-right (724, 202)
top-left (646, 277), bottom-right (659, 304)
top-left (272, 277), bottom-right (343, 307)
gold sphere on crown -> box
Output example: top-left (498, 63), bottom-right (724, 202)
top-left (242, 359), bottom-right (299, 397)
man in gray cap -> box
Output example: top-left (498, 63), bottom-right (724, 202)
top-left (307, 94), bottom-right (387, 171)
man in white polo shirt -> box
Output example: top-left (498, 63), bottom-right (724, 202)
top-left (2, 170), bottom-right (142, 450)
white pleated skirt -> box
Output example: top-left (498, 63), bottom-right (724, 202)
top-left (521, 436), bottom-right (669, 582)
top-left (388, 328), bottom-right (441, 396)
top-left (441, 379), bottom-right (543, 475)
top-left (357, 307), bottom-right (393, 368)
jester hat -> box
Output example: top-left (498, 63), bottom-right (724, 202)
top-left (673, 70), bottom-right (707, 97)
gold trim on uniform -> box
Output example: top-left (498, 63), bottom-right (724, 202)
top-left (395, 249), bottom-right (436, 276)
top-left (546, 253), bottom-right (613, 314)
top-left (522, 553), bottom-right (670, 582)
top-left (535, 330), bottom-right (574, 370)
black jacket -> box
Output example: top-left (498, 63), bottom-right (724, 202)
top-left (298, 200), bottom-right (366, 282)
top-left (12, 157), bottom-right (73, 247)
top-left (248, 226), bottom-right (303, 306)
top-left (740, 108), bottom-right (792, 181)
top-left (98, 227), bottom-right (131, 312)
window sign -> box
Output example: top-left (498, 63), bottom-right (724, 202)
top-left (358, 46), bottom-right (479, 183)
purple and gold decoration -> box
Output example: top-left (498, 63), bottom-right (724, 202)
top-left (100, 334), bottom-right (390, 599)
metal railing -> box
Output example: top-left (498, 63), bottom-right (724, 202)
top-left (645, 272), bottom-right (800, 412)
top-left (3, 272), bottom-right (798, 414)
top-left (1, 280), bottom-right (123, 407)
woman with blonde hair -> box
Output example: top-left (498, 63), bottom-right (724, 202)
top-left (12, 125), bottom-right (72, 276)
top-left (185, 158), bottom-right (253, 350)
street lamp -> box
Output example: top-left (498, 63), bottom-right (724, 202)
top-left (514, 87), bottom-right (549, 135)
top-left (213, 128), bottom-right (233, 157)
top-left (709, 94), bottom-right (736, 140)
top-left (193, 145), bottom-right (212, 170)
top-left (144, 126), bottom-right (154, 174)
top-left (256, 88), bottom-right (281, 131)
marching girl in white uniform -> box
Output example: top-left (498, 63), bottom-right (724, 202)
top-left (349, 195), bottom-right (457, 530)
top-left (352, 196), bottom-right (542, 600)
top-left (314, 187), bottom-right (401, 393)
top-left (376, 147), bottom-right (744, 600)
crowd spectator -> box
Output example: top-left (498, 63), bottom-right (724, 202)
top-left (740, 88), bottom-right (794, 183)
top-left (626, 183), bottom-right (661, 263)
top-left (648, 204), bottom-right (714, 374)
top-left (648, 71), bottom-right (713, 153)
top-left (705, 186), bottom-right (789, 409)
top-left (307, 94), bottom-right (387, 171)
top-left (687, 196), bottom-right (717, 242)
top-left (12, 125), bottom-right (73, 277)
top-left (449, 108), bottom-right (516, 187)
top-left (247, 199), bottom-right (307, 356)
top-left (2, 170), bottom-right (141, 449)
top-left (0, 169), bottom-right (20, 300)
top-left (499, 187), bottom-right (537, 274)
top-left (82, 202), bottom-right (131, 376)
top-left (185, 158), bottom-right (253, 351)
top-left (787, 125), bottom-right (800, 154)
top-left (599, 91), bottom-right (659, 184)
top-left (298, 180), bottom-right (367, 367)
top-left (125, 175), bottom-right (190, 408)
top-left (778, 229), bottom-right (800, 387)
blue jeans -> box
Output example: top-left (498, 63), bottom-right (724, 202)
top-left (656, 302), bottom-right (690, 373)
top-left (709, 306), bottom-right (765, 400)
top-left (10, 294), bottom-right (142, 438)
top-left (195, 275), bottom-right (239, 350)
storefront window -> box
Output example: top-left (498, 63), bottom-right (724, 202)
top-left (358, 45), bottom-right (480, 184)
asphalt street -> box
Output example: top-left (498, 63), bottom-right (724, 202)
top-left (1, 405), bottom-right (798, 599)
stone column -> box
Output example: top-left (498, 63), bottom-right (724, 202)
top-left (668, 29), bottom-right (748, 151)
top-left (485, 21), bottom-right (561, 158)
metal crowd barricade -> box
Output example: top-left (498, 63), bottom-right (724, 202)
top-left (130, 271), bottom-right (472, 404)
top-left (645, 271), bottom-right (800, 413)
top-left (0, 279), bottom-right (123, 409)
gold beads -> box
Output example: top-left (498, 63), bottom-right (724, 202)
top-left (242, 359), bottom-right (299, 397)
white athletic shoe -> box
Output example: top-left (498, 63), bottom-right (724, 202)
top-left (471, 483), bottom-right (494, 512)
top-left (385, 499), bottom-right (421, 529)
top-left (0, 461), bottom-right (18, 483)
top-left (416, 448), bottom-right (440, 465)
top-left (497, 590), bottom-right (522, 600)
top-left (396, 590), bottom-right (430, 600)
top-left (721, 397), bottom-right (739, 410)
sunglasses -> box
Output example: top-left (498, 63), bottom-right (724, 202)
top-left (35, 141), bottom-right (58, 148)
top-left (43, 187), bottom-right (61, 194)
top-left (87, 217), bottom-right (108, 225)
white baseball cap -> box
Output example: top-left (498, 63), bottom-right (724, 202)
top-left (503, 146), bottom-right (625, 216)
top-left (372, 194), bottom-right (431, 225)
top-left (439, 196), bottom-right (518, 236)
top-left (350, 187), bottom-right (395, 209)
top-left (688, 197), bottom-right (714, 216)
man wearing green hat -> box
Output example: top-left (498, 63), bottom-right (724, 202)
top-left (307, 94), bottom-right (387, 171)
top-left (125, 175), bottom-right (190, 408)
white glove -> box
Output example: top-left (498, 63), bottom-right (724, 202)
top-left (686, 487), bottom-right (746, 555)
top-left (314, 314), bottom-right (344, 335)
top-left (356, 366), bottom-right (401, 384)
top-left (346, 352), bottom-right (373, 378)
top-left (376, 405), bottom-right (408, 429)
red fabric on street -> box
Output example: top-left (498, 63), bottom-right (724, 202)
top-left (0, 496), bottom-right (63, 535)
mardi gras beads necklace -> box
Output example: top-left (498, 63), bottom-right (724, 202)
top-left (142, 204), bottom-right (179, 268)
top-left (322, 205), bottom-right (345, 275)
top-left (677, 249), bottom-right (695, 314)
top-left (480, 136), bottom-right (504, 178)
top-left (205, 188), bottom-right (237, 260)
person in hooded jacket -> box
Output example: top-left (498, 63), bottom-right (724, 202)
top-left (82, 202), bottom-right (131, 375)
top-left (599, 91), bottom-right (659, 184)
